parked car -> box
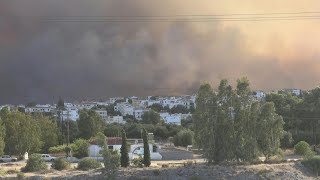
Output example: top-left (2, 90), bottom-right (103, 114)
top-left (40, 154), bottom-right (56, 161)
top-left (0, 155), bottom-right (18, 163)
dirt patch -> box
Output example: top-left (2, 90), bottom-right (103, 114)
top-left (0, 161), bottom-right (316, 179)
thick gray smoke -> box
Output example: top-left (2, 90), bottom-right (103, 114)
top-left (0, 0), bottom-right (319, 104)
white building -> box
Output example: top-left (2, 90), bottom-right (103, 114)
top-left (95, 110), bottom-right (108, 121)
top-left (75, 102), bottom-right (97, 110)
top-left (289, 89), bottom-right (302, 96)
top-left (132, 99), bottom-right (147, 108)
top-left (106, 116), bottom-right (125, 124)
top-left (61, 107), bottom-right (79, 121)
top-left (254, 90), bottom-right (266, 98)
top-left (163, 115), bottom-right (181, 125)
top-left (25, 104), bottom-right (54, 113)
top-left (160, 112), bottom-right (182, 125)
top-left (160, 112), bottom-right (170, 120)
top-left (109, 97), bottom-right (124, 104)
top-left (147, 100), bottom-right (162, 107)
top-left (134, 109), bottom-right (149, 120)
top-left (160, 97), bottom-right (178, 109)
top-left (114, 103), bottom-right (134, 116)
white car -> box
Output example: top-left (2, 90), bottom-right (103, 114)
top-left (40, 154), bottom-right (56, 161)
top-left (0, 155), bottom-right (18, 163)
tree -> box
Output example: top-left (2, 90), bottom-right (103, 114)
top-left (106, 105), bottom-right (122, 116)
top-left (193, 78), bottom-right (284, 163)
top-left (173, 129), bottom-right (194, 147)
top-left (257, 102), bottom-right (284, 160)
top-left (104, 124), bottom-right (123, 137)
top-left (0, 117), bottom-right (5, 155)
top-left (170, 105), bottom-right (189, 114)
top-left (149, 103), bottom-right (163, 112)
top-left (71, 139), bottom-right (89, 159)
top-left (3, 111), bottom-right (41, 156)
top-left (142, 129), bottom-right (151, 167)
top-left (102, 137), bottom-right (120, 179)
top-left (120, 130), bottom-right (129, 167)
top-left (181, 116), bottom-right (193, 130)
top-left (233, 77), bottom-right (257, 161)
top-left (141, 110), bottom-right (161, 125)
top-left (57, 98), bottom-right (65, 110)
top-left (95, 132), bottom-right (107, 148)
top-left (33, 114), bottom-right (59, 153)
top-left (193, 82), bottom-right (217, 163)
top-left (78, 109), bottom-right (106, 139)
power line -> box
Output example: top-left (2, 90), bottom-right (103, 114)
top-left (3, 12), bottom-right (320, 22)
top-left (3, 11), bottom-right (320, 18)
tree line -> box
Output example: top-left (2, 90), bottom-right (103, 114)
top-left (0, 106), bottom-right (188, 156)
top-left (266, 87), bottom-right (320, 146)
top-left (194, 78), bottom-right (284, 163)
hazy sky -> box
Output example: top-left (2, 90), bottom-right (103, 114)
top-left (0, 0), bottom-right (320, 103)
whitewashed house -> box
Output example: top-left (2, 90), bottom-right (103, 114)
top-left (95, 110), bottom-right (108, 121)
top-left (163, 115), bottom-right (181, 125)
top-left (61, 108), bottom-right (79, 121)
top-left (253, 90), bottom-right (266, 98)
top-left (88, 137), bottom-right (162, 160)
top-left (106, 115), bottom-right (125, 124)
top-left (25, 104), bottom-right (54, 113)
top-left (114, 103), bottom-right (134, 116)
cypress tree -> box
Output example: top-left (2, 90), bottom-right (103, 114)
top-left (142, 129), bottom-right (151, 167)
top-left (120, 130), bottom-right (129, 167)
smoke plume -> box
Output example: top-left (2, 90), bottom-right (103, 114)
top-left (0, 0), bottom-right (319, 104)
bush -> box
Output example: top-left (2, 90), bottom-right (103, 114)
top-left (17, 172), bottom-right (25, 179)
top-left (22, 154), bottom-right (47, 172)
top-left (103, 149), bottom-right (120, 170)
top-left (294, 141), bottom-right (312, 156)
top-left (184, 160), bottom-right (193, 166)
top-left (77, 158), bottom-right (102, 171)
top-left (48, 145), bottom-right (66, 154)
top-left (131, 157), bottom-right (144, 168)
top-left (64, 146), bottom-right (72, 157)
top-left (51, 158), bottom-right (70, 170)
top-left (302, 156), bottom-right (320, 176)
top-left (71, 139), bottom-right (90, 159)
top-left (153, 169), bottom-right (161, 176)
top-left (264, 149), bottom-right (286, 164)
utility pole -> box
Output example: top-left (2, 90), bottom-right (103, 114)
top-left (67, 110), bottom-right (70, 146)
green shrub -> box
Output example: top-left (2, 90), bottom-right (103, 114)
top-left (48, 145), bottom-right (66, 154)
top-left (294, 141), bottom-right (312, 155)
top-left (264, 149), bottom-right (286, 164)
top-left (302, 156), bottom-right (320, 176)
top-left (103, 149), bottom-right (120, 170)
top-left (161, 164), bottom-right (169, 168)
top-left (51, 158), bottom-right (70, 171)
top-left (64, 146), bottom-right (72, 157)
top-left (17, 172), bottom-right (25, 179)
top-left (77, 158), bottom-right (102, 171)
top-left (153, 169), bottom-right (160, 176)
top-left (131, 157), bottom-right (144, 168)
top-left (22, 154), bottom-right (47, 172)
top-left (71, 139), bottom-right (90, 159)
